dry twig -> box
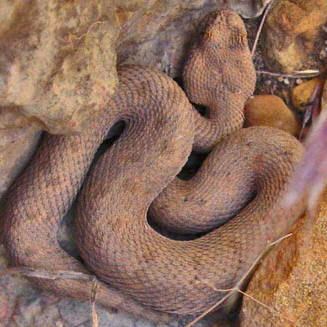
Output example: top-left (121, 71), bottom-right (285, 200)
top-left (91, 279), bottom-right (99, 327)
top-left (251, 0), bottom-right (275, 57)
top-left (256, 70), bottom-right (321, 79)
top-left (0, 266), bottom-right (96, 281)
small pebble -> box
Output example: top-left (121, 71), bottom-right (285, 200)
top-left (283, 78), bottom-right (290, 85)
top-left (296, 79), bottom-right (303, 85)
top-left (277, 76), bottom-right (283, 82)
top-left (244, 95), bottom-right (300, 136)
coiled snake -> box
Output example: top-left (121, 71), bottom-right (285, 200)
top-left (2, 10), bottom-right (304, 323)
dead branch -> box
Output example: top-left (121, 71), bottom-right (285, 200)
top-left (91, 279), bottom-right (99, 327)
top-left (251, 0), bottom-right (275, 57)
top-left (0, 266), bottom-right (96, 281)
top-left (257, 70), bottom-right (321, 79)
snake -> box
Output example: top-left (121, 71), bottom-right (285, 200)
top-left (1, 10), bottom-right (305, 323)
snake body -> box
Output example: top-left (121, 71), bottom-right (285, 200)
top-left (2, 10), bottom-right (304, 321)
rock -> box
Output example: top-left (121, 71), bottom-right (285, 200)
top-left (244, 95), bottom-right (300, 136)
top-left (240, 189), bottom-right (327, 327)
top-left (0, 0), bottom-right (266, 134)
top-left (292, 78), bottom-right (324, 111)
top-left (264, 0), bottom-right (327, 72)
top-left (0, 107), bottom-right (40, 200)
top-left (0, 1), bottom-right (119, 134)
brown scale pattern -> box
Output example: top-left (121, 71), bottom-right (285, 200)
top-left (2, 10), bottom-right (304, 322)
top-left (183, 11), bottom-right (256, 152)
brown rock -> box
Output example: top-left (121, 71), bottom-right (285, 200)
top-left (0, 107), bottom-right (40, 199)
top-left (292, 78), bottom-right (325, 111)
top-left (264, 0), bottom-right (327, 72)
top-left (0, 1), bottom-right (119, 134)
top-left (240, 189), bottom-right (327, 327)
top-left (244, 95), bottom-right (300, 136)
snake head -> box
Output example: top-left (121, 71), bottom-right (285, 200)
top-left (202, 10), bottom-right (248, 51)
top-left (183, 10), bottom-right (255, 108)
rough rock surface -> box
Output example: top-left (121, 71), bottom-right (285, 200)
top-left (0, 1), bottom-right (119, 134)
top-left (264, 0), bottom-right (327, 72)
top-left (240, 189), bottom-right (327, 327)
top-left (0, 108), bottom-right (40, 200)
top-left (244, 95), bottom-right (300, 136)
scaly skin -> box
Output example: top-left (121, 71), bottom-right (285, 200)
top-left (2, 10), bottom-right (305, 322)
